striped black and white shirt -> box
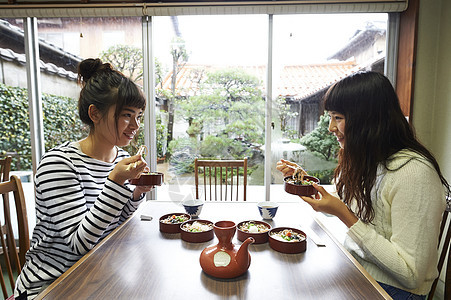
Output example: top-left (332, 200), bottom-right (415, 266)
top-left (15, 141), bottom-right (145, 299)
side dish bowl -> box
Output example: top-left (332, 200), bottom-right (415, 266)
top-left (159, 213), bottom-right (191, 233)
top-left (268, 227), bottom-right (307, 254)
top-left (180, 219), bottom-right (214, 243)
top-left (284, 175), bottom-right (319, 196)
top-left (130, 172), bottom-right (164, 186)
top-left (237, 220), bottom-right (271, 244)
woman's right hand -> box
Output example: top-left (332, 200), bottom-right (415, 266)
top-left (108, 154), bottom-right (147, 185)
top-left (276, 159), bottom-right (306, 178)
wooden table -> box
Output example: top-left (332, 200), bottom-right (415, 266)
top-left (36, 200), bottom-right (391, 300)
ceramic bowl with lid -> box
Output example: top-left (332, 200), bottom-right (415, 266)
top-left (284, 175), bottom-right (319, 197)
top-left (237, 220), bottom-right (271, 244)
top-left (159, 213), bottom-right (191, 233)
top-left (268, 227), bottom-right (307, 254)
top-left (130, 172), bottom-right (164, 186)
top-left (180, 219), bottom-right (214, 243)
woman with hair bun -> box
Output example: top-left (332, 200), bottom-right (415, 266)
top-left (14, 58), bottom-right (153, 299)
top-left (277, 71), bottom-right (449, 299)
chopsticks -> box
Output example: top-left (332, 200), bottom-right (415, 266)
top-left (126, 145), bottom-right (147, 171)
top-left (300, 226), bottom-right (326, 247)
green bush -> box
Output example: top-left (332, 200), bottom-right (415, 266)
top-left (42, 94), bottom-right (87, 153)
top-left (0, 84), bottom-right (31, 170)
top-left (300, 112), bottom-right (340, 161)
top-left (308, 169), bottom-right (335, 185)
top-left (167, 134), bottom-right (256, 176)
top-left (0, 83), bottom-right (87, 170)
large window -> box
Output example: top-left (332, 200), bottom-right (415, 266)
top-left (153, 15), bottom-right (267, 201)
top-left (1, 12), bottom-right (389, 202)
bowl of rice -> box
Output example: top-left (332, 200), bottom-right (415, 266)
top-left (159, 213), bottom-right (191, 233)
top-left (268, 227), bottom-right (307, 254)
top-left (284, 175), bottom-right (319, 197)
top-left (180, 220), bottom-right (214, 243)
top-left (237, 220), bottom-right (271, 244)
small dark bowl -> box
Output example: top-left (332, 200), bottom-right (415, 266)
top-left (159, 213), bottom-right (191, 233)
top-left (180, 219), bottom-right (214, 243)
top-left (130, 172), bottom-right (164, 186)
top-left (237, 220), bottom-right (271, 244)
top-left (268, 227), bottom-right (307, 254)
top-left (284, 175), bottom-right (319, 196)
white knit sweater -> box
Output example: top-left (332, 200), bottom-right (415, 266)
top-left (344, 149), bottom-right (446, 295)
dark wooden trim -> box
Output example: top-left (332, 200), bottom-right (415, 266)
top-left (396, 0), bottom-right (419, 120)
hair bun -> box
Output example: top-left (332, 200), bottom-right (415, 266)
top-left (77, 58), bottom-right (113, 85)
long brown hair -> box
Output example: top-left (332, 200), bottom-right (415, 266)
top-left (324, 71), bottom-right (449, 223)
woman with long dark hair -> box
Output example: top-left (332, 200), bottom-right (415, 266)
top-left (278, 71), bottom-right (449, 299)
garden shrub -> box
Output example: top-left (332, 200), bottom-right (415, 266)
top-left (300, 112), bottom-right (340, 161)
top-left (1, 83), bottom-right (86, 170)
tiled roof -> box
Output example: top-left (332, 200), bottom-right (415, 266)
top-left (276, 61), bottom-right (358, 99)
top-left (0, 47), bottom-right (77, 81)
top-left (158, 60), bottom-right (359, 100)
top-left (0, 19), bottom-right (83, 64)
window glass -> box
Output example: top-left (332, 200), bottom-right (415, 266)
top-left (0, 18), bottom-right (35, 259)
top-left (35, 16), bottom-right (143, 161)
top-left (153, 15), bottom-right (268, 201)
top-left (0, 18), bottom-right (30, 173)
top-left (271, 13), bottom-right (387, 194)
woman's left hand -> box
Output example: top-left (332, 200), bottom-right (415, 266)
top-left (133, 185), bottom-right (154, 199)
top-left (301, 183), bottom-right (358, 228)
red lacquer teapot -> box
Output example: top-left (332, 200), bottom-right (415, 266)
top-left (199, 220), bottom-right (254, 279)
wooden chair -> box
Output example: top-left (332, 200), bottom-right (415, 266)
top-left (0, 156), bottom-right (12, 182)
top-left (194, 158), bottom-right (248, 201)
top-left (0, 175), bottom-right (30, 299)
top-left (428, 196), bottom-right (451, 300)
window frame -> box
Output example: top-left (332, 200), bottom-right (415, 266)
top-left (3, 4), bottom-right (416, 200)
top-left (396, 0), bottom-right (419, 121)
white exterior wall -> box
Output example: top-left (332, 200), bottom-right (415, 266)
top-left (0, 59), bottom-right (79, 98)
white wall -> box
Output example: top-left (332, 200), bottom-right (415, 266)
top-left (0, 59), bottom-right (79, 98)
top-left (413, 0), bottom-right (451, 289)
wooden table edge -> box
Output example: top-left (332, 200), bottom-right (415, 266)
top-left (35, 212), bottom-right (137, 300)
top-left (313, 214), bottom-right (392, 300)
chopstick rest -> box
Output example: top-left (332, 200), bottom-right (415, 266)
top-left (140, 214), bottom-right (153, 221)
